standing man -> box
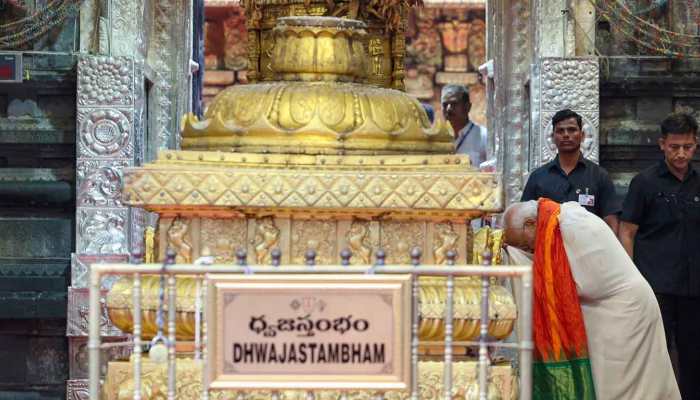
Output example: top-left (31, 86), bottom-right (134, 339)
top-left (441, 84), bottom-right (487, 167)
top-left (521, 109), bottom-right (619, 232)
top-left (619, 112), bottom-right (700, 400)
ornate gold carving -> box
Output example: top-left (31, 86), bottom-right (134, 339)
top-left (106, 276), bottom-right (199, 339)
top-left (166, 218), bottom-right (192, 263)
top-left (107, 358), bottom-right (514, 400)
top-left (433, 222), bottom-right (459, 265)
top-left (272, 17), bottom-right (368, 82)
top-left (418, 277), bottom-right (516, 341)
top-left (144, 226), bottom-right (156, 263)
top-left (245, 0), bottom-right (263, 83)
top-left (291, 220), bottom-right (337, 264)
top-left (183, 81), bottom-right (452, 155)
top-left (346, 220), bottom-right (372, 264)
top-left (188, 1), bottom-right (443, 155)
top-left (380, 221), bottom-right (425, 264)
top-left (106, 274), bottom-right (515, 342)
top-left (123, 153), bottom-right (502, 219)
top-left (472, 227), bottom-right (504, 265)
top-left (254, 217), bottom-right (280, 264)
top-left (242, 0), bottom-right (409, 90)
top-left (200, 218), bottom-right (248, 263)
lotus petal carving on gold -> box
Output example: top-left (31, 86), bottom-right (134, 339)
top-left (183, 82), bottom-right (452, 154)
top-left (271, 17), bottom-right (368, 83)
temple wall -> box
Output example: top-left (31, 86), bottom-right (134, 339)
top-left (0, 6), bottom-right (79, 398)
top-left (595, 1), bottom-right (700, 205)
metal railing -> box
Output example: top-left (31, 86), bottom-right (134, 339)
top-left (88, 248), bottom-right (533, 400)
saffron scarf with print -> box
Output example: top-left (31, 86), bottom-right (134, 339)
top-left (532, 199), bottom-right (596, 399)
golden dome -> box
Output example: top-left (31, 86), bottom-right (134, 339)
top-left (182, 16), bottom-right (453, 155)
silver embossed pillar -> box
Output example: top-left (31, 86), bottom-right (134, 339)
top-left (76, 56), bottom-right (141, 261)
top-left (531, 58), bottom-right (599, 168)
top-left (70, 55), bottom-right (143, 384)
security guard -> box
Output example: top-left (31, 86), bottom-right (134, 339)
top-left (619, 112), bottom-right (700, 400)
top-left (521, 109), bottom-right (619, 232)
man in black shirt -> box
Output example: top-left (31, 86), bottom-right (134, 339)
top-left (521, 109), bottom-right (619, 232)
top-left (619, 112), bottom-right (700, 400)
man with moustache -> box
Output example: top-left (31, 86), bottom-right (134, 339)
top-left (521, 109), bottom-right (619, 232)
top-left (619, 112), bottom-right (700, 400)
top-left (440, 84), bottom-right (487, 168)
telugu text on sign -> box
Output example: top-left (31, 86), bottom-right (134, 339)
top-left (206, 274), bottom-right (411, 390)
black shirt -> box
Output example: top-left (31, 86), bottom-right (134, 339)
top-left (620, 161), bottom-right (700, 297)
top-left (521, 154), bottom-right (619, 218)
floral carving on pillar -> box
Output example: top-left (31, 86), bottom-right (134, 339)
top-left (535, 58), bottom-right (599, 166)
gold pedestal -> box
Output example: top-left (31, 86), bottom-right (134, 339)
top-left (106, 11), bottom-right (516, 400)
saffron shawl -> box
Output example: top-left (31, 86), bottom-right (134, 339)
top-left (532, 199), bottom-right (596, 399)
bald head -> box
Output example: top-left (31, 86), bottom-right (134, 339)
top-left (504, 201), bottom-right (538, 252)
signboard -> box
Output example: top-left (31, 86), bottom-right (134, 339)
top-left (206, 274), bottom-right (412, 390)
top-left (0, 52), bottom-right (22, 83)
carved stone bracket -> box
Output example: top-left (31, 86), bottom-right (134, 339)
top-left (532, 58), bottom-right (600, 168)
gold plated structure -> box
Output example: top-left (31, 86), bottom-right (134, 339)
top-left (182, 17), bottom-right (452, 155)
top-left (106, 275), bottom-right (515, 341)
top-left (271, 17), bottom-right (368, 82)
top-left (242, 0), bottom-right (413, 89)
top-left (104, 358), bottom-right (513, 400)
top-left (104, 1), bottom-right (519, 398)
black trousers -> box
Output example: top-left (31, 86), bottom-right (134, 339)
top-left (657, 294), bottom-right (700, 400)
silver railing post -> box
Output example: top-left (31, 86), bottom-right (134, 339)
top-left (166, 251), bottom-right (178, 400)
top-left (519, 268), bottom-right (534, 400)
top-left (443, 251), bottom-right (457, 400)
top-left (88, 265), bottom-right (102, 400)
top-left (131, 250), bottom-right (144, 400)
top-left (201, 272), bottom-right (209, 400)
top-left (410, 247), bottom-right (422, 400)
top-left (479, 250), bottom-right (493, 400)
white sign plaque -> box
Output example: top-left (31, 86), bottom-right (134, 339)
top-left (206, 274), bottom-right (412, 390)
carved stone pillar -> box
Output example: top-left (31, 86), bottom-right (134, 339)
top-left (489, 0), bottom-right (533, 203)
top-left (536, 0), bottom-right (575, 58)
top-left (146, 0), bottom-right (192, 154)
top-left (488, 0), bottom-right (600, 202)
top-left (527, 1), bottom-right (599, 170)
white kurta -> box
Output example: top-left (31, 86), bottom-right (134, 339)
top-left (508, 202), bottom-right (680, 400)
